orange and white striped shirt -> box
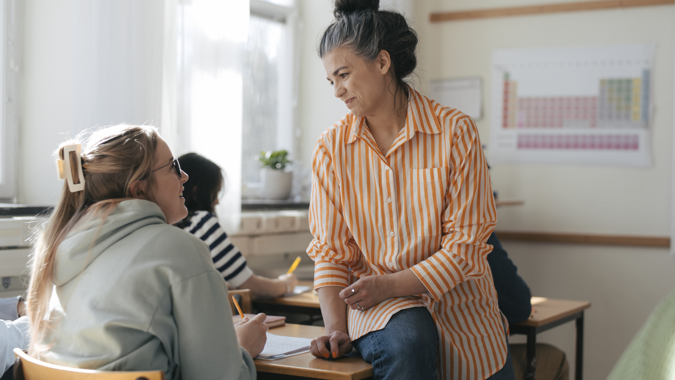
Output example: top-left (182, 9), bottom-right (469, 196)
top-left (307, 88), bottom-right (508, 380)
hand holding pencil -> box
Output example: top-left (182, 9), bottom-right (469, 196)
top-left (277, 256), bottom-right (301, 295)
top-left (232, 296), bottom-right (268, 357)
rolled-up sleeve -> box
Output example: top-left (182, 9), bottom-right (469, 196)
top-left (307, 139), bottom-right (361, 290)
top-left (410, 117), bottom-right (497, 301)
top-left (1, 316), bottom-right (30, 374)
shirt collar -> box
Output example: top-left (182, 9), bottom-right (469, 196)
top-left (346, 88), bottom-right (442, 145)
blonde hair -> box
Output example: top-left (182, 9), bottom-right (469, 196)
top-left (27, 124), bottom-right (159, 356)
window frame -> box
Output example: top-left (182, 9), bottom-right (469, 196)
top-left (0, 0), bottom-right (21, 201)
top-left (246, 0), bottom-right (299, 180)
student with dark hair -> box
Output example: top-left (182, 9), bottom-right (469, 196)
top-left (306, 1), bottom-right (514, 379)
top-left (176, 153), bottom-right (298, 300)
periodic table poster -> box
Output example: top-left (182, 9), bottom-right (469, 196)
top-left (489, 44), bottom-right (655, 167)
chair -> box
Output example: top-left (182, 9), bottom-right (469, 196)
top-left (228, 289), bottom-right (252, 315)
top-left (13, 348), bottom-right (164, 380)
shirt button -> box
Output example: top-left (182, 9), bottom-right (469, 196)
top-left (388, 231), bottom-right (395, 237)
top-left (387, 197), bottom-right (393, 203)
top-left (385, 166), bottom-right (390, 171)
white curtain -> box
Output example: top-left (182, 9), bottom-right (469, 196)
top-left (71, 0), bottom-right (249, 231)
top-left (167, 0), bottom-right (250, 231)
top-left (71, 0), bottom-right (165, 136)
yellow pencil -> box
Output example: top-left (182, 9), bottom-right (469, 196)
top-left (287, 256), bottom-right (301, 274)
top-left (232, 296), bottom-right (245, 319)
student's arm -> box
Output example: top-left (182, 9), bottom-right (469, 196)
top-left (237, 273), bottom-right (298, 300)
top-left (1, 317), bottom-right (29, 374)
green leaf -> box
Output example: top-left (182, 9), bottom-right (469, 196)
top-left (256, 149), bottom-right (292, 170)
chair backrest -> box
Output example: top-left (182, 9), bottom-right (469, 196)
top-left (229, 289), bottom-right (252, 315)
top-left (13, 348), bottom-right (164, 380)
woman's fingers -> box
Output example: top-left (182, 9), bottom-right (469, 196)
top-left (329, 334), bottom-right (342, 358)
top-left (339, 285), bottom-right (355, 299)
top-left (311, 332), bottom-right (352, 359)
top-left (310, 336), bottom-right (332, 358)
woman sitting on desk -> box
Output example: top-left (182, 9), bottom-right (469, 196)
top-left (307, 1), bottom-right (514, 379)
top-left (175, 152), bottom-right (298, 300)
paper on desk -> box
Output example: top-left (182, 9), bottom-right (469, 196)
top-left (256, 332), bottom-right (312, 360)
top-left (282, 285), bottom-right (311, 297)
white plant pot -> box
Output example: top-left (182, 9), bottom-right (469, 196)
top-left (261, 168), bottom-right (293, 200)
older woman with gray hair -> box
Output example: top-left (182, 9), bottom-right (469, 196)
top-left (306, 1), bottom-right (515, 379)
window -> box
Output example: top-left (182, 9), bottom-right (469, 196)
top-left (241, 0), bottom-right (298, 196)
top-left (0, 0), bottom-right (21, 201)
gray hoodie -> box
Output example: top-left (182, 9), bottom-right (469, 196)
top-left (41, 199), bottom-right (255, 380)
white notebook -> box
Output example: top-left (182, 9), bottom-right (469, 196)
top-left (282, 285), bottom-right (312, 297)
top-left (256, 332), bottom-right (312, 360)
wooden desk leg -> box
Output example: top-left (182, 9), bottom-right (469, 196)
top-left (525, 327), bottom-right (537, 380)
top-left (575, 312), bottom-right (584, 380)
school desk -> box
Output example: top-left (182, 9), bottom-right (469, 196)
top-left (253, 281), bottom-right (323, 324)
top-left (255, 324), bottom-right (373, 380)
top-left (256, 290), bottom-right (590, 380)
top-left (510, 297), bottom-right (590, 380)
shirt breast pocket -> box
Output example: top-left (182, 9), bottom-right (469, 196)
top-left (408, 168), bottom-right (448, 237)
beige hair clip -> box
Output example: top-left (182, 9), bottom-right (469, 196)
top-left (56, 144), bottom-right (86, 192)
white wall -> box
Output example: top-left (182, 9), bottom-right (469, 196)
top-left (296, 1), bottom-right (675, 379)
top-left (296, 0), bottom-right (350, 168)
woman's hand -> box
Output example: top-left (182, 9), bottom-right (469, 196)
top-left (339, 270), bottom-right (427, 311)
top-left (310, 330), bottom-right (352, 359)
top-left (234, 313), bottom-right (268, 358)
top-left (277, 273), bottom-right (298, 294)
top-left (338, 275), bottom-right (392, 311)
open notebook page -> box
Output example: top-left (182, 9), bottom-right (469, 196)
top-left (257, 332), bottom-right (312, 360)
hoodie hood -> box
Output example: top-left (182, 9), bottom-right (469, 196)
top-left (53, 199), bottom-right (166, 287)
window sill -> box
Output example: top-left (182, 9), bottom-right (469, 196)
top-left (241, 199), bottom-right (308, 211)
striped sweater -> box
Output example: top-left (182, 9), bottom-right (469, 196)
top-left (183, 211), bottom-right (253, 287)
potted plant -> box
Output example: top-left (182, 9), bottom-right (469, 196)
top-left (257, 149), bottom-right (293, 200)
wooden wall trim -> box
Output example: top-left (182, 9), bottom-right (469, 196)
top-left (496, 231), bottom-right (671, 248)
top-left (430, 0), bottom-right (674, 23)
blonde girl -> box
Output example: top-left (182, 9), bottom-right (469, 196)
top-left (27, 125), bottom-right (266, 379)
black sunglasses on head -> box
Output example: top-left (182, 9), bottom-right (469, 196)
top-left (152, 158), bottom-right (182, 178)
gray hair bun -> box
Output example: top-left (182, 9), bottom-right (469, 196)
top-left (321, 0), bottom-right (418, 87)
top-left (334, 0), bottom-right (379, 17)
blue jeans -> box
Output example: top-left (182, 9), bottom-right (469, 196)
top-left (352, 307), bottom-right (438, 380)
top-left (352, 307), bottom-right (516, 380)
